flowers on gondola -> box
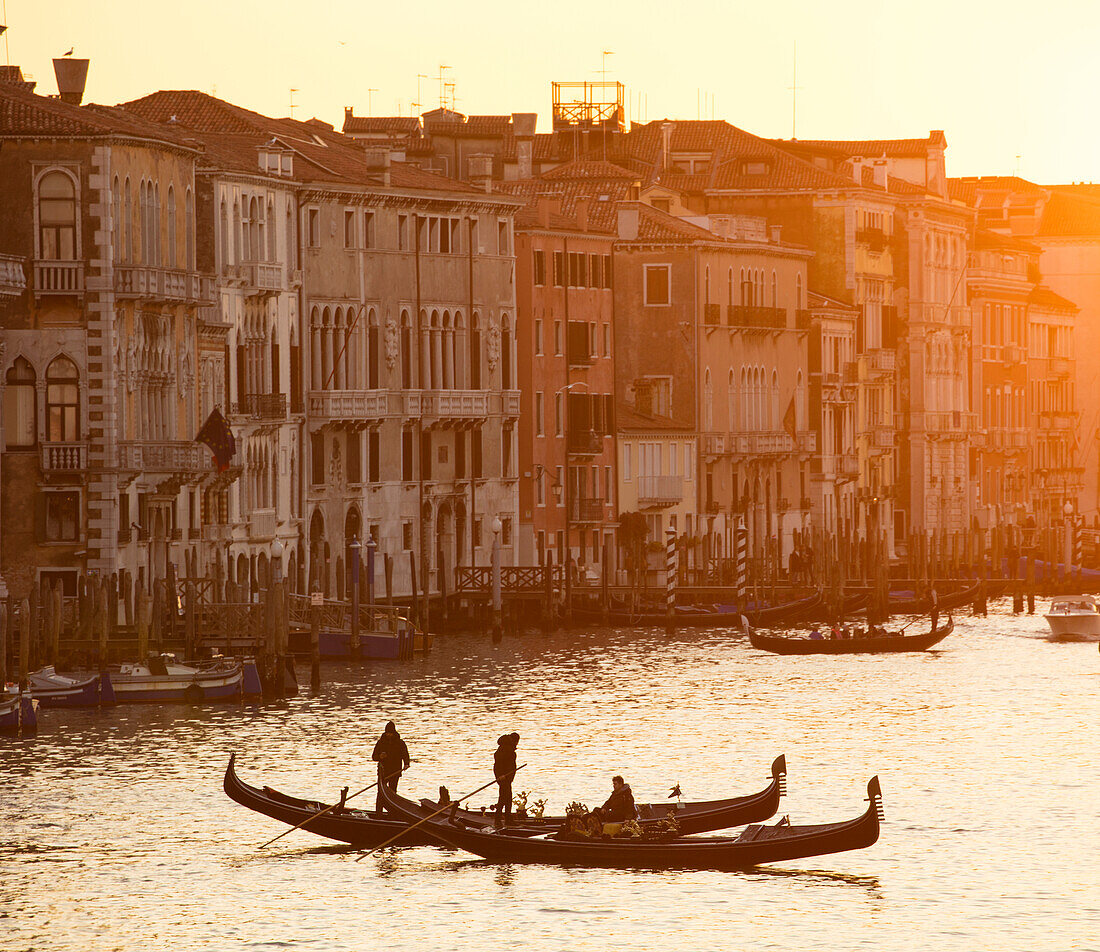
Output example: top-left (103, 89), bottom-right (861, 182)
top-left (512, 790), bottom-right (547, 820)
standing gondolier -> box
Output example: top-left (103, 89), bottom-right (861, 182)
top-left (492, 732), bottom-right (520, 825)
top-left (930, 587), bottom-right (940, 632)
top-left (372, 721), bottom-right (411, 813)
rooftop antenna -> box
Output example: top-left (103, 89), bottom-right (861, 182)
top-left (289, 87), bottom-right (299, 118)
top-left (1, 0), bottom-right (8, 66)
top-left (601, 50), bottom-right (613, 84)
top-left (437, 64), bottom-right (450, 110)
top-left (1015, 154), bottom-right (1022, 176)
top-left (789, 42), bottom-right (802, 138)
top-left (367, 88), bottom-right (378, 116)
top-left (414, 73), bottom-right (427, 117)
top-left (444, 81), bottom-right (456, 112)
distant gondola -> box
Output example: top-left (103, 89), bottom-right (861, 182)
top-left (748, 616), bottom-right (954, 655)
top-left (572, 591), bottom-right (822, 629)
top-left (223, 754), bottom-right (788, 846)
top-left (376, 775), bottom-right (884, 870)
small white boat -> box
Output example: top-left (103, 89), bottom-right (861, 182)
top-left (109, 654), bottom-right (243, 703)
top-left (28, 666), bottom-right (103, 707)
top-left (1043, 595), bottom-right (1100, 641)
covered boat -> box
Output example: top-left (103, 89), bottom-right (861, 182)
top-left (223, 753), bottom-right (787, 847)
top-left (572, 592), bottom-right (822, 629)
top-left (1, 688), bottom-right (38, 734)
top-left (28, 667), bottom-right (108, 707)
top-left (377, 776), bottom-right (883, 870)
top-left (109, 655), bottom-right (242, 702)
top-left (1043, 595), bottom-right (1100, 641)
top-left (748, 617), bottom-right (954, 655)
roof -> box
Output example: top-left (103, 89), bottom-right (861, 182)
top-left (0, 82), bottom-right (194, 147)
top-left (343, 116), bottom-right (421, 135)
top-left (948, 175), bottom-right (1048, 207)
top-left (1029, 285), bottom-right (1078, 311)
top-left (774, 131), bottom-right (947, 158)
top-left (616, 402), bottom-right (692, 433)
top-left (1036, 190), bottom-right (1100, 237)
top-left (807, 290), bottom-right (858, 311)
top-left (541, 159), bottom-right (639, 181)
top-left (120, 90), bottom-right (479, 193)
top-left (973, 229), bottom-right (1040, 254)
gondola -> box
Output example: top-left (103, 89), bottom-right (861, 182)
top-left (748, 616), bottom-right (954, 655)
top-left (572, 591), bottom-right (822, 629)
top-left (223, 753), bottom-right (787, 847)
top-left (376, 775), bottom-right (884, 871)
top-left (882, 580), bottom-right (981, 616)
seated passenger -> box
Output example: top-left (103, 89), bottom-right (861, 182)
top-left (808, 628), bottom-right (825, 640)
top-left (596, 775), bottom-right (637, 822)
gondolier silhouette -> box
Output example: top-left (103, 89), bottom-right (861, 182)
top-left (492, 732), bottom-right (520, 825)
top-left (930, 587), bottom-right (940, 631)
top-left (371, 721), bottom-right (410, 813)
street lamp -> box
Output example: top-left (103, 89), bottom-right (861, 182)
top-left (349, 536), bottom-right (361, 649)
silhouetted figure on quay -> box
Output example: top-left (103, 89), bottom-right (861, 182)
top-left (372, 720), bottom-right (410, 812)
top-left (493, 732), bottom-right (520, 825)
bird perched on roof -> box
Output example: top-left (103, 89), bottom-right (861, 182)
top-left (668, 783), bottom-right (682, 800)
top-left (63, 48), bottom-right (73, 56)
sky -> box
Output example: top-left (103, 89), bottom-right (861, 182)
top-left (4, 0), bottom-right (1099, 185)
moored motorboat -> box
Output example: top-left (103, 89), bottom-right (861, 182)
top-left (109, 654), bottom-right (242, 702)
top-left (1043, 595), bottom-right (1100, 641)
top-left (223, 753), bottom-right (788, 847)
top-left (28, 666), bottom-right (106, 707)
top-left (1, 687), bottom-right (38, 734)
top-left (377, 775), bottom-right (884, 870)
top-left (748, 617), bottom-right (954, 655)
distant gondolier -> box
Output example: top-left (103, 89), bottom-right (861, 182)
top-left (372, 721), bottom-right (410, 813)
top-left (493, 732), bottom-right (520, 825)
top-left (930, 587), bottom-right (940, 631)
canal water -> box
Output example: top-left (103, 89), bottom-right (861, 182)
top-left (2, 599), bottom-right (1097, 952)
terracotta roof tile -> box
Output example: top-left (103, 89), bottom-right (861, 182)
top-left (343, 116), bottom-right (421, 135)
top-left (774, 132), bottom-right (947, 157)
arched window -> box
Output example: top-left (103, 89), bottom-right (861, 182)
top-left (771, 270), bottom-right (778, 307)
top-left (727, 370), bottom-right (736, 432)
top-left (124, 177), bottom-right (133, 262)
top-left (703, 367), bottom-right (713, 431)
top-left (167, 185), bottom-right (177, 267)
top-left (795, 273), bottom-right (803, 310)
top-left (111, 176), bottom-right (121, 262)
top-left (267, 199), bottom-right (276, 261)
top-left (38, 170), bottom-right (77, 260)
top-left (3, 357), bottom-right (37, 448)
top-left (368, 308), bottom-right (380, 389)
top-left (727, 268), bottom-right (734, 306)
top-left (400, 309), bottom-right (412, 388)
top-left (770, 370), bottom-right (780, 430)
top-left (46, 356), bottom-right (80, 441)
top-left (153, 182), bottom-right (161, 266)
top-left (795, 370), bottom-right (805, 431)
top-left (470, 312), bottom-right (482, 389)
top-left (185, 188), bottom-right (195, 269)
top-left (249, 196), bottom-right (261, 260)
top-left (501, 313), bottom-right (512, 389)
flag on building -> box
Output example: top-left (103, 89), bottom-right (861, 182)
top-left (195, 408), bottom-right (235, 472)
top-left (783, 396), bottom-right (797, 441)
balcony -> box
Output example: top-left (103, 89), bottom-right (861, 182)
top-left (40, 441), bottom-right (87, 472)
top-left (1049, 356), bottom-right (1072, 378)
top-left (856, 227), bottom-right (887, 254)
top-left (727, 305), bottom-right (786, 330)
top-left (794, 308), bottom-right (812, 329)
top-left (637, 475), bottom-right (684, 508)
top-left (502, 391), bottom-right (521, 417)
top-left (117, 526), bottom-right (132, 545)
top-left (118, 441), bottom-right (210, 473)
top-left (34, 260), bottom-right (83, 295)
top-left (0, 254), bottom-right (26, 296)
top-left (567, 429), bottom-right (603, 456)
top-left (872, 426), bottom-right (896, 450)
top-left (242, 261), bottom-right (283, 293)
top-left (702, 433), bottom-right (726, 457)
top-left (1004, 344), bottom-right (1026, 366)
top-left (407, 390), bottom-right (491, 422)
top-left (800, 496), bottom-right (812, 511)
top-left (249, 508), bottom-right (277, 541)
top-left (114, 266), bottom-right (215, 303)
top-left (309, 389), bottom-right (392, 423)
top-left (838, 456), bottom-right (860, 479)
top-left (926, 410), bottom-right (978, 439)
top-left (867, 348), bottom-right (895, 376)
top-left (202, 524), bottom-right (231, 543)
top-left (234, 392), bottom-right (288, 422)
top-left (703, 303), bottom-right (722, 326)
top-left (729, 431), bottom-right (793, 455)
top-left (569, 498), bottom-right (606, 524)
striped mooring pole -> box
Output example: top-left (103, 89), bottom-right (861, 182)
top-left (665, 526), bottom-right (678, 633)
top-left (735, 519), bottom-right (749, 609)
top-left (1074, 517), bottom-right (1083, 590)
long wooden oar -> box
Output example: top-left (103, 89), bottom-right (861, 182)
top-left (259, 769), bottom-right (400, 849)
top-left (355, 764), bottom-right (527, 862)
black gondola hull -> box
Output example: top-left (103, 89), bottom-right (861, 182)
top-left (748, 618), bottom-right (954, 655)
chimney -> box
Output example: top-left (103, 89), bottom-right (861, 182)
top-left (364, 148), bottom-right (391, 187)
top-left (53, 57), bottom-right (89, 106)
top-left (617, 205), bottom-right (639, 241)
top-left (575, 199), bottom-right (590, 232)
top-left (511, 112), bottom-right (536, 180)
top-left (659, 120), bottom-right (676, 172)
top-left (536, 196), bottom-right (560, 228)
top-left (850, 156), bottom-right (864, 185)
top-left (468, 153), bottom-right (494, 193)
top-left (872, 158), bottom-right (888, 190)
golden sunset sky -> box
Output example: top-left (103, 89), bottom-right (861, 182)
top-left (5, 0), bottom-right (1098, 184)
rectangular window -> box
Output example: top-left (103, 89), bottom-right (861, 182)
top-left (536, 471), bottom-right (545, 506)
top-left (555, 393), bottom-right (564, 436)
top-left (363, 211), bottom-right (375, 248)
top-left (420, 432), bottom-right (432, 480)
top-left (502, 425), bottom-right (513, 478)
top-left (497, 220), bottom-right (510, 255)
top-left (644, 264), bottom-right (671, 305)
top-left (685, 443), bottom-right (692, 480)
top-left (623, 442), bottom-right (631, 480)
top-left (553, 251), bottom-right (565, 287)
top-left (311, 432), bottom-right (325, 485)
top-left (401, 429), bottom-right (414, 480)
top-left (554, 320), bottom-right (563, 356)
top-left (602, 254), bottom-right (612, 289)
top-left (472, 429), bottom-right (483, 478)
top-left (40, 491), bottom-right (80, 542)
top-left (346, 431), bottom-right (361, 483)
top-left (605, 466), bottom-right (613, 501)
top-left (455, 432), bottom-right (466, 478)
top-left (533, 249), bottom-right (546, 286)
top-left (474, 519), bottom-right (483, 549)
top-left (535, 392), bottom-right (544, 436)
top-left (502, 517), bottom-right (513, 547)
top-left (589, 254), bottom-right (601, 288)
top-left (368, 430), bottom-right (380, 482)
top-left (602, 323), bottom-right (611, 357)
top-left (344, 209), bottom-right (356, 248)
top-left (307, 208), bottom-right (320, 248)
top-left (555, 467), bottom-right (563, 507)
top-left (397, 214), bottom-right (408, 251)
top-left (402, 521), bottom-right (413, 550)
top-left (534, 318), bottom-right (543, 355)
